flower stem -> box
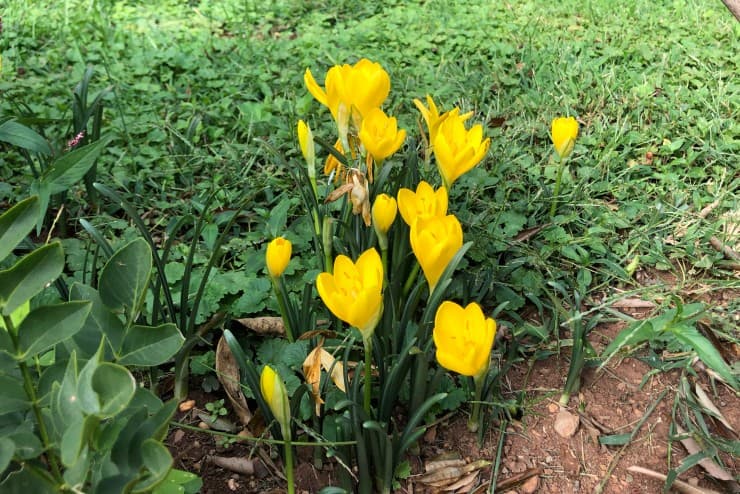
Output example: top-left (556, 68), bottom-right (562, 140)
top-left (467, 373), bottom-right (485, 433)
top-left (284, 436), bottom-right (295, 494)
top-left (402, 262), bottom-right (420, 297)
top-left (363, 337), bottom-right (373, 414)
top-left (549, 154), bottom-right (568, 219)
top-left (271, 278), bottom-right (295, 342)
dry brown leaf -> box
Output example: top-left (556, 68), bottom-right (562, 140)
top-left (196, 411), bottom-right (237, 433)
top-left (694, 383), bottom-right (736, 433)
top-left (303, 340), bottom-right (347, 416)
top-left (418, 459), bottom-right (490, 485)
top-left (234, 316), bottom-right (284, 336)
top-left (303, 341), bottom-right (325, 416)
top-left (216, 336), bottom-right (253, 426)
top-left (610, 298), bottom-right (657, 309)
top-left (676, 425), bottom-right (734, 481)
top-left (442, 471), bottom-right (479, 492)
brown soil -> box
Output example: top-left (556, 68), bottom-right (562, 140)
top-left (167, 320), bottom-right (739, 493)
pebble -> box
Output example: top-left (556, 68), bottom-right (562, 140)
top-left (521, 475), bottom-right (540, 494)
top-left (547, 402), bottom-right (560, 413)
top-left (688, 477), bottom-right (699, 486)
top-left (178, 399), bottom-right (196, 412)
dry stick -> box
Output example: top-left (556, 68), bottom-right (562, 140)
top-left (720, 0), bottom-right (740, 21)
top-left (593, 388), bottom-right (668, 494)
top-left (686, 199), bottom-right (740, 269)
top-left (627, 466), bottom-right (722, 494)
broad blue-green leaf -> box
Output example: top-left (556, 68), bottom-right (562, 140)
top-left (0, 120), bottom-right (51, 155)
top-left (6, 430), bottom-right (42, 460)
top-left (40, 136), bottom-right (111, 195)
top-left (132, 439), bottom-right (174, 492)
top-left (62, 444), bottom-right (90, 488)
top-left (0, 196), bottom-right (40, 262)
top-left (671, 325), bottom-right (739, 389)
top-left (94, 363), bottom-right (136, 416)
top-left (0, 375), bottom-right (27, 414)
top-left (60, 418), bottom-right (86, 467)
top-left (0, 242), bottom-right (64, 316)
top-left (152, 469), bottom-right (202, 494)
top-left (99, 238), bottom-right (152, 320)
top-left (0, 301), bottom-right (30, 332)
top-left (16, 302), bottom-right (91, 359)
top-left (117, 323), bottom-right (184, 367)
top-left (51, 356), bottom-right (82, 434)
top-left (0, 437), bottom-right (14, 474)
top-left (0, 465), bottom-right (58, 494)
top-left (69, 283), bottom-right (125, 357)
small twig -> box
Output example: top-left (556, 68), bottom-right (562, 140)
top-left (593, 389), bottom-right (668, 494)
top-left (45, 205), bottom-right (65, 244)
top-left (627, 466), bottom-right (722, 494)
top-left (709, 236), bottom-right (740, 265)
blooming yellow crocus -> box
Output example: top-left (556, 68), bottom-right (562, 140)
top-left (304, 58), bottom-right (390, 124)
top-left (358, 108), bottom-right (406, 163)
top-left (414, 95), bottom-right (474, 146)
top-left (550, 116), bottom-right (579, 160)
top-left (433, 112), bottom-right (490, 189)
top-left (433, 301), bottom-right (496, 378)
top-left (316, 248), bottom-right (383, 342)
top-left (260, 365), bottom-right (292, 440)
top-left (397, 181), bottom-right (448, 227)
top-left (409, 214), bottom-right (463, 294)
top-left (266, 237), bottom-right (292, 279)
top-left (297, 119), bottom-right (315, 168)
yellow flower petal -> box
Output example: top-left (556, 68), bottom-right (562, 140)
top-left (551, 116), bottom-right (579, 159)
top-left (409, 214), bottom-right (463, 293)
top-left (433, 301), bottom-right (496, 377)
top-left (266, 237), bottom-right (292, 279)
top-left (397, 181), bottom-right (448, 227)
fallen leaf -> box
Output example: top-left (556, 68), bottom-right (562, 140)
top-left (627, 466), bottom-right (722, 494)
top-left (196, 411), bottom-right (237, 433)
top-left (234, 316), bottom-right (284, 335)
top-left (676, 425), bottom-right (734, 481)
top-left (694, 383), bottom-right (736, 433)
top-left (210, 455), bottom-right (255, 476)
top-left (216, 336), bottom-right (253, 426)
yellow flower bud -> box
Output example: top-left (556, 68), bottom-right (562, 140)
top-left (372, 194), bottom-right (397, 236)
top-left (358, 108), bottom-right (406, 163)
top-left (433, 301), bottom-right (496, 378)
top-left (396, 181), bottom-right (448, 227)
top-left (409, 214), bottom-right (463, 293)
top-left (260, 365), bottom-right (291, 440)
top-left (297, 119), bottom-right (315, 168)
top-left (316, 248), bottom-right (383, 341)
top-left (266, 237), bottom-right (292, 279)
top-left (550, 116), bottom-right (579, 160)
top-left (433, 112), bottom-right (490, 189)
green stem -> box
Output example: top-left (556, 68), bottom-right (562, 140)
top-left (271, 278), bottom-right (295, 342)
top-left (3, 315), bottom-right (63, 482)
top-left (560, 318), bottom-right (585, 406)
top-left (402, 262), bottom-right (420, 298)
top-left (284, 436), bottom-right (295, 494)
top-left (549, 154), bottom-right (567, 219)
top-left (468, 373), bottom-right (485, 433)
top-left (363, 337), bottom-right (373, 414)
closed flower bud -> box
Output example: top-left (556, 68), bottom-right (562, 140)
top-left (260, 365), bottom-right (291, 440)
top-left (433, 301), bottom-right (496, 378)
top-left (266, 237), bottom-right (292, 279)
top-left (550, 116), bottom-right (579, 159)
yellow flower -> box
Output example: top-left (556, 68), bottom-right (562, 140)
top-left (409, 214), bottom-right (463, 293)
top-left (304, 58), bottom-right (390, 123)
top-left (414, 95), bottom-right (473, 145)
top-left (372, 194), bottom-right (397, 250)
top-left (433, 301), bottom-right (496, 378)
top-left (266, 237), bottom-right (292, 279)
top-left (396, 181), bottom-right (448, 227)
top-left (316, 248), bottom-right (383, 341)
top-left (297, 119), bottom-right (315, 167)
top-left (324, 139), bottom-right (346, 181)
top-left (260, 365), bottom-right (291, 439)
top-left (358, 108), bottom-right (406, 163)
top-left (550, 116), bottom-right (579, 159)
top-left (433, 112), bottom-right (490, 189)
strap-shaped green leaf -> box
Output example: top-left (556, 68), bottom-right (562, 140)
top-left (0, 196), bottom-right (40, 262)
top-left (99, 238), bottom-right (152, 322)
top-left (16, 301), bottom-right (92, 359)
top-left (0, 437), bottom-right (14, 476)
top-left (117, 323), bottom-right (184, 367)
top-left (0, 242), bottom-right (64, 317)
top-left (40, 135), bottom-right (111, 195)
top-left (0, 120), bottom-right (52, 155)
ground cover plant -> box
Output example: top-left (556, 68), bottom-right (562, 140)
top-left (1, 0), bottom-right (738, 492)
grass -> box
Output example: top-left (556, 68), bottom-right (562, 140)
top-left (1, 0), bottom-right (738, 489)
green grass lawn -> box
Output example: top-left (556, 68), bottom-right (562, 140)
top-left (1, 0), bottom-right (738, 491)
